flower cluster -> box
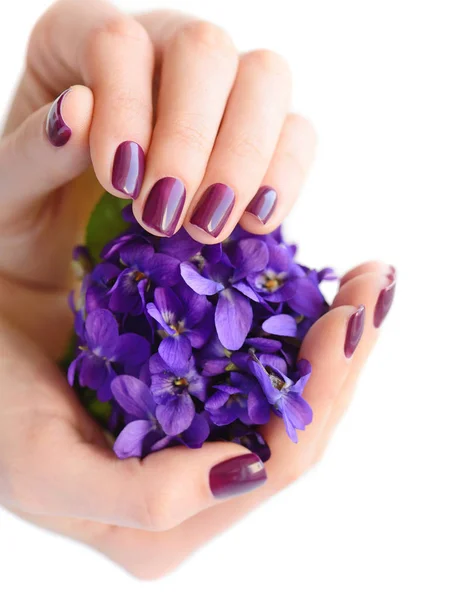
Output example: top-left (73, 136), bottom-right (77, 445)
top-left (68, 206), bottom-right (333, 461)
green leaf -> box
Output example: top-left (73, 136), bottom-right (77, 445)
top-left (85, 192), bottom-right (130, 262)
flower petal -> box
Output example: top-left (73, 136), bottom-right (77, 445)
top-left (205, 389), bottom-right (231, 410)
top-left (113, 420), bottom-right (153, 459)
top-left (232, 239), bottom-right (269, 281)
top-left (153, 287), bottom-right (184, 325)
top-left (148, 253), bottom-right (181, 286)
top-left (79, 354), bottom-right (107, 389)
top-left (248, 389), bottom-right (271, 424)
top-left (232, 280), bottom-right (261, 302)
top-left (158, 335), bottom-right (192, 371)
top-left (215, 288), bottom-right (253, 351)
top-left (179, 413), bottom-right (210, 448)
top-left (287, 275), bottom-right (327, 317)
top-left (85, 309), bottom-right (119, 356)
top-left (248, 358), bottom-right (281, 404)
top-left (115, 333), bottom-right (151, 366)
top-left (111, 375), bottom-right (155, 418)
top-left (262, 314), bottom-right (298, 337)
top-left (158, 228), bottom-right (203, 260)
top-left (246, 337), bottom-right (282, 352)
top-left (156, 393), bottom-right (195, 435)
top-left (180, 262), bottom-right (224, 295)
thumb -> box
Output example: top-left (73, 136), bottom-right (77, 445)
top-left (0, 84), bottom-right (94, 224)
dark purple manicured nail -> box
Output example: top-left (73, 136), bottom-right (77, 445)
top-left (112, 141), bottom-right (145, 199)
top-left (344, 305), bottom-right (365, 358)
top-left (46, 89), bottom-right (72, 147)
top-left (209, 453), bottom-right (267, 499)
top-left (374, 278), bottom-right (396, 328)
top-left (142, 177), bottom-right (186, 236)
top-left (190, 183), bottom-right (235, 237)
top-left (246, 186), bottom-right (277, 224)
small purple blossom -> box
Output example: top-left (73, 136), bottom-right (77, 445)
top-left (67, 205), bottom-right (331, 462)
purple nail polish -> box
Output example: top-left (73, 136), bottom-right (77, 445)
top-left (374, 279), bottom-right (396, 328)
top-left (112, 141), bottom-right (145, 199)
top-left (344, 305), bottom-right (365, 358)
top-left (209, 453), bottom-right (267, 500)
top-left (246, 186), bottom-right (277, 224)
top-left (142, 177), bottom-right (186, 236)
top-left (190, 183), bottom-right (235, 237)
top-left (46, 89), bottom-right (72, 147)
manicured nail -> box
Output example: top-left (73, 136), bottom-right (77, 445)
top-left (142, 177), bottom-right (186, 236)
top-left (344, 305), bottom-right (365, 358)
top-left (374, 278), bottom-right (396, 328)
top-left (112, 141), bottom-right (145, 199)
top-left (46, 89), bottom-right (72, 147)
top-left (209, 453), bottom-right (267, 499)
top-left (190, 183), bottom-right (235, 237)
top-left (246, 186), bottom-right (277, 224)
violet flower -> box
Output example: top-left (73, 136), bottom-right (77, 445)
top-left (68, 309), bottom-right (150, 401)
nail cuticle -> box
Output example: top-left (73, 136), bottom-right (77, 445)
top-left (46, 89), bottom-right (72, 147)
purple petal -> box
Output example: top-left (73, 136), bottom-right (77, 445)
top-left (259, 353), bottom-right (288, 375)
top-left (268, 244), bottom-right (291, 272)
top-left (158, 228), bottom-right (203, 260)
top-left (205, 389), bottom-right (231, 411)
top-left (283, 392), bottom-right (313, 430)
top-left (79, 354), bottom-right (107, 389)
top-left (232, 280), bottom-right (261, 302)
top-left (115, 333), bottom-right (151, 366)
top-left (67, 355), bottom-right (81, 386)
top-left (317, 267), bottom-right (337, 282)
top-left (113, 420), bottom-right (153, 459)
top-left (202, 243), bottom-right (222, 264)
top-left (248, 358), bottom-right (281, 404)
top-left (262, 314), bottom-right (298, 337)
top-left (153, 287), bottom-right (183, 325)
top-left (185, 310), bottom-right (214, 348)
top-left (246, 337), bottom-right (282, 352)
top-left (85, 309), bottom-right (119, 356)
top-left (148, 253), bottom-right (181, 286)
top-left (264, 278), bottom-right (299, 303)
top-left (248, 389), bottom-right (271, 424)
top-left (109, 271), bottom-right (142, 315)
top-left (111, 375), bottom-right (156, 418)
top-left (232, 239), bottom-right (269, 281)
top-left (179, 413), bottom-right (210, 448)
top-left (156, 393), bottom-right (195, 435)
top-left (200, 358), bottom-right (230, 376)
top-left (215, 288), bottom-right (253, 351)
top-left (158, 335), bottom-right (192, 371)
top-left (180, 262), bottom-right (224, 295)
top-left (287, 276), bottom-right (327, 317)
top-left (177, 284), bottom-right (210, 327)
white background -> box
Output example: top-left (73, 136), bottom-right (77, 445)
top-left (1, 0), bottom-right (461, 598)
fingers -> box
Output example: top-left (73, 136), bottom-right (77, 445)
top-left (132, 21), bottom-right (239, 236)
top-left (0, 85), bottom-right (93, 225)
top-left (29, 0), bottom-right (154, 199)
top-left (184, 50), bottom-right (292, 242)
top-left (240, 113), bottom-right (317, 234)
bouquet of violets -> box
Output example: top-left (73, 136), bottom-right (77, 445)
top-left (67, 196), bottom-right (334, 463)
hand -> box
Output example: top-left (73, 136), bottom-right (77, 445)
top-left (0, 0), bottom-right (314, 293)
top-left (0, 259), bottom-right (396, 579)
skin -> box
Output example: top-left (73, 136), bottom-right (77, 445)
top-left (0, 0), bottom-right (392, 580)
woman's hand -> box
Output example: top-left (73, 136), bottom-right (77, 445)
top-left (0, 0), bottom-right (396, 580)
top-left (0, 257), bottom-right (395, 579)
top-left (0, 0), bottom-right (315, 292)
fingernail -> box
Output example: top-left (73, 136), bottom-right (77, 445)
top-left (142, 177), bottom-right (186, 236)
top-left (209, 453), bottom-right (267, 499)
top-left (112, 141), bottom-right (145, 199)
top-left (374, 278), bottom-right (396, 328)
top-left (190, 183), bottom-right (235, 237)
top-left (246, 186), bottom-right (277, 224)
top-left (344, 304), bottom-right (365, 358)
top-left (46, 89), bottom-right (72, 147)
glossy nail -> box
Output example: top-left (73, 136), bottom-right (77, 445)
top-left (112, 141), bottom-right (145, 199)
top-left (190, 183), bottom-right (235, 237)
top-left (344, 305), bottom-right (365, 358)
top-left (142, 177), bottom-right (186, 236)
top-left (246, 186), bottom-right (277, 224)
top-left (46, 89), bottom-right (72, 147)
top-left (209, 453), bottom-right (267, 499)
top-left (374, 277), bottom-right (396, 328)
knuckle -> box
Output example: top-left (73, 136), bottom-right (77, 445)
top-left (82, 15), bottom-right (151, 63)
top-left (242, 49), bottom-right (291, 80)
top-left (286, 112), bottom-right (317, 143)
top-left (165, 114), bottom-right (213, 154)
top-left (227, 132), bottom-right (268, 164)
top-left (176, 20), bottom-right (236, 57)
